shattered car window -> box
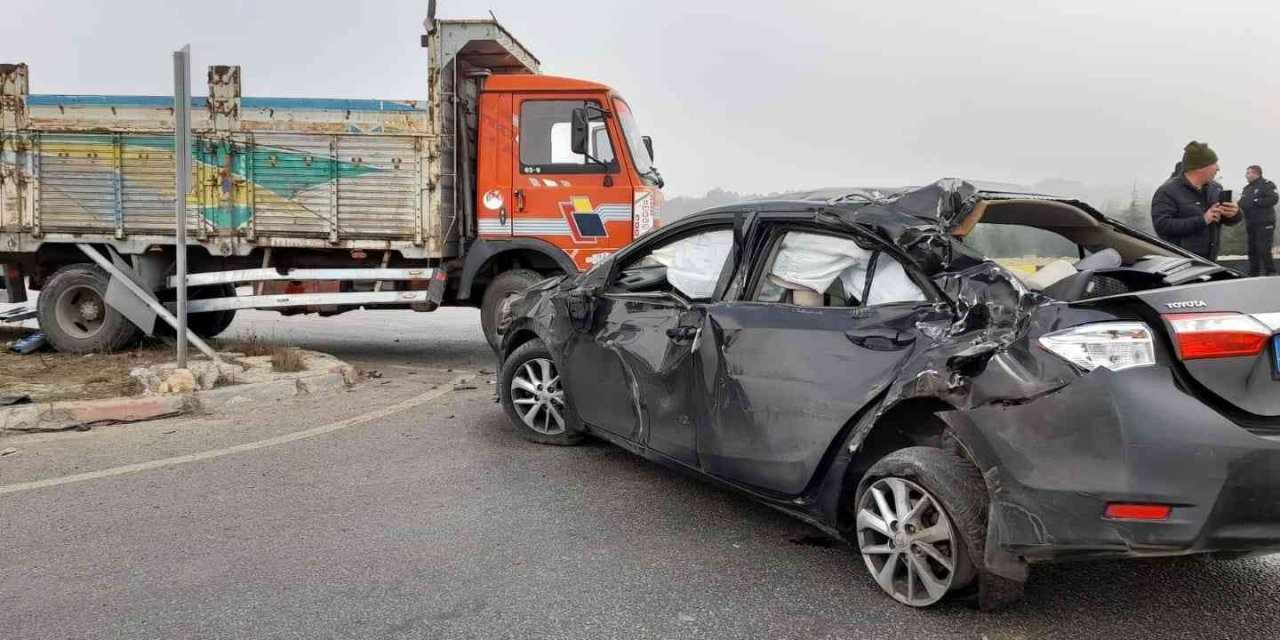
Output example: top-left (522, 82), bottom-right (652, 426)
top-left (963, 223), bottom-right (1079, 268)
top-left (629, 228), bottom-right (733, 299)
top-left (757, 231), bottom-right (925, 307)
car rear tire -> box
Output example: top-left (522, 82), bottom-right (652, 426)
top-left (481, 269), bottom-right (543, 353)
top-left (499, 338), bottom-right (584, 446)
top-left (37, 263), bottom-right (143, 354)
top-left (854, 446), bottom-right (987, 608)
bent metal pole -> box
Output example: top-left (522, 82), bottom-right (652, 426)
top-left (173, 45), bottom-right (191, 368)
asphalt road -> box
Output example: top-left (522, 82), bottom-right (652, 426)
top-left (2, 308), bottom-right (1279, 639)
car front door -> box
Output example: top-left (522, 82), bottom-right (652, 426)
top-left (561, 222), bottom-right (736, 465)
top-left (693, 225), bottom-right (949, 496)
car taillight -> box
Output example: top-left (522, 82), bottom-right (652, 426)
top-left (1164, 312), bottom-right (1272, 360)
top-left (1038, 322), bottom-right (1156, 372)
top-left (1105, 503), bottom-right (1172, 521)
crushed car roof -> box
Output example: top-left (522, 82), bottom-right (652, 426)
top-left (708, 179), bottom-right (1084, 229)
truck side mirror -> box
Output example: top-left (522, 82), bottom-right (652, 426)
top-left (642, 136), bottom-right (654, 162)
top-left (570, 108), bottom-right (589, 156)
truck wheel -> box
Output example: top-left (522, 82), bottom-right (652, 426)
top-left (37, 263), bottom-right (142, 354)
top-left (188, 284), bottom-right (238, 339)
top-left (854, 447), bottom-right (987, 608)
top-left (499, 338), bottom-right (584, 445)
top-left (481, 269), bottom-right (543, 352)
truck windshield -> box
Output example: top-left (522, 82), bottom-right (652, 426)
top-left (614, 98), bottom-right (658, 186)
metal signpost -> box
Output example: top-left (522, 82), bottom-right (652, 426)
top-left (173, 45), bottom-right (191, 368)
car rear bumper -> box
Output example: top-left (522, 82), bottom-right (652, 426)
top-left (943, 365), bottom-right (1280, 563)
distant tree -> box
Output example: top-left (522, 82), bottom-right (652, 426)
top-left (1113, 182), bottom-right (1154, 233)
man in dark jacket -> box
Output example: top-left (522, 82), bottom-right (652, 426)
top-left (1151, 141), bottom-right (1240, 261)
top-left (1240, 164), bottom-right (1278, 276)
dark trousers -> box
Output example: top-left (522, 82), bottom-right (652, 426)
top-left (1247, 224), bottom-right (1277, 276)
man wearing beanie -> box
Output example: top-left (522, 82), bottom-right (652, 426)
top-left (1240, 164), bottom-right (1278, 276)
top-left (1151, 141), bottom-right (1240, 261)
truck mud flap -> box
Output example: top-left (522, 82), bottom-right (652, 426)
top-left (1, 264), bottom-right (27, 304)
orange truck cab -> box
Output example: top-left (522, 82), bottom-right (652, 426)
top-left (475, 75), bottom-right (663, 271)
top-left (431, 10), bottom-right (664, 348)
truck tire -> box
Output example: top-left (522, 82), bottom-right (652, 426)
top-left (481, 269), bottom-right (543, 353)
top-left (853, 447), bottom-right (988, 608)
top-left (188, 284), bottom-right (238, 339)
top-left (37, 263), bottom-right (142, 354)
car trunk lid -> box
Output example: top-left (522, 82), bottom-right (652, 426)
top-left (1127, 278), bottom-right (1280, 417)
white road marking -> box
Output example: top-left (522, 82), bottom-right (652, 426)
top-left (0, 374), bottom-right (474, 497)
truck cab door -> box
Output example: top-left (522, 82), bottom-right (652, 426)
top-left (511, 96), bottom-right (633, 271)
top-left (476, 91), bottom-right (514, 238)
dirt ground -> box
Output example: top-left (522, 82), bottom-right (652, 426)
top-left (0, 327), bottom-right (175, 402)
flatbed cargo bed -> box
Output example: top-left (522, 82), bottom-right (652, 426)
top-left (0, 17), bottom-right (538, 261)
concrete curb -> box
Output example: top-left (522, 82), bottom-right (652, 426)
top-left (0, 395), bottom-right (188, 434)
top-left (0, 362), bottom-right (356, 435)
top-left (198, 371), bottom-right (349, 411)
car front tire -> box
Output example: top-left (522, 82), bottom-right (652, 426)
top-left (499, 338), bottom-right (584, 446)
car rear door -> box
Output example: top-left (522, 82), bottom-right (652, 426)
top-left (693, 225), bottom-right (948, 496)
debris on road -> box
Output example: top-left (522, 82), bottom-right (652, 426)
top-left (0, 395), bottom-right (32, 406)
top-left (453, 384), bottom-right (478, 391)
top-left (158, 369), bottom-right (198, 394)
top-left (129, 368), bottom-right (164, 395)
top-left (335, 366), bottom-right (359, 387)
top-left (10, 332), bottom-right (46, 354)
top-left (1, 447), bottom-right (18, 456)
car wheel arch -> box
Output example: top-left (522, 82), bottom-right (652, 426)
top-left (835, 399), bottom-right (1032, 605)
top-left (836, 397), bottom-right (974, 534)
top-left (501, 325), bottom-right (543, 362)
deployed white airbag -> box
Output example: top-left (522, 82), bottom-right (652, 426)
top-left (649, 229), bottom-right (734, 299)
top-left (769, 232), bottom-right (925, 306)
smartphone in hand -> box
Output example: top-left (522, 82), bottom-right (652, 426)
top-left (1219, 190), bottom-right (1234, 204)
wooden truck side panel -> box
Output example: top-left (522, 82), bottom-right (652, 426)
top-left (0, 73), bottom-right (439, 258)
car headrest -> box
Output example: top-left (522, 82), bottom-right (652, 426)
top-left (1023, 260), bottom-right (1078, 291)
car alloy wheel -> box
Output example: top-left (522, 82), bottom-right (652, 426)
top-left (855, 476), bottom-right (960, 607)
top-left (508, 357), bottom-right (566, 435)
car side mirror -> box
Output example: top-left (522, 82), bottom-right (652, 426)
top-left (642, 135), bottom-right (654, 162)
top-left (570, 108), bottom-right (589, 156)
top-left (614, 266), bottom-right (668, 292)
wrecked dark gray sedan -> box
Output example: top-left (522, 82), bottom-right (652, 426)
top-left (496, 179), bottom-right (1280, 609)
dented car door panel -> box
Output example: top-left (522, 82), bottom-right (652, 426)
top-left (697, 302), bottom-right (941, 496)
top-left (561, 295), bottom-right (648, 440)
top-left (563, 293), bottom-right (708, 462)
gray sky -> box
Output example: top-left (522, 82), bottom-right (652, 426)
top-left (4, 0), bottom-right (1278, 196)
